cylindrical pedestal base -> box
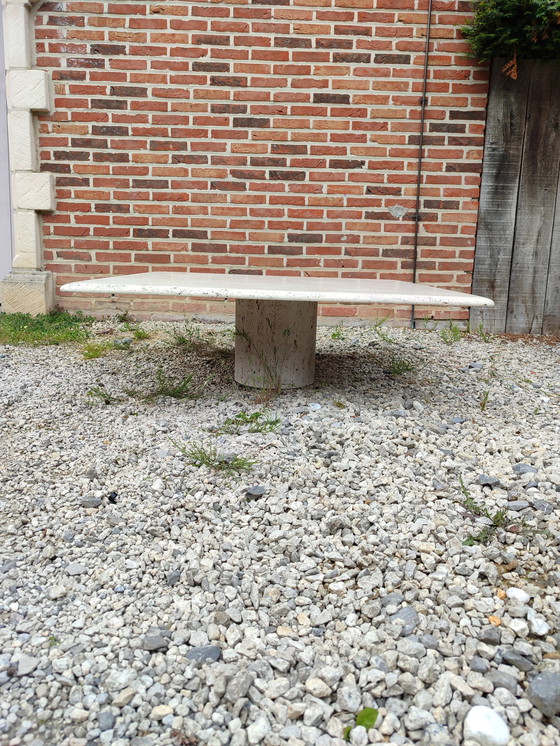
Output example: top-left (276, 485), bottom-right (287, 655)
top-left (235, 299), bottom-right (318, 389)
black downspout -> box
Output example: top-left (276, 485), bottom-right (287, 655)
top-left (411, 0), bottom-right (434, 328)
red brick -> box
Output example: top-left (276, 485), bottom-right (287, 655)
top-left (36, 1), bottom-right (486, 321)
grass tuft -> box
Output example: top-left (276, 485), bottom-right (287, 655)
top-left (173, 440), bottom-right (255, 473)
top-left (127, 368), bottom-right (208, 401)
top-left (0, 310), bottom-right (93, 346)
top-left (217, 410), bottom-right (280, 435)
top-left (87, 385), bottom-right (122, 405)
top-left (82, 341), bottom-right (111, 359)
top-left (386, 357), bottom-right (415, 376)
top-left (121, 321), bottom-right (151, 340)
top-left (373, 317), bottom-right (393, 344)
top-left (440, 321), bottom-right (464, 345)
top-left (460, 476), bottom-right (510, 545)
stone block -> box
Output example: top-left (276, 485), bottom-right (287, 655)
top-left (0, 270), bottom-right (55, 315)
top-left (7, 70), bottom-right (53, 113)
top-left (3, 3), bottom-right (31, 69)
top-left (8, 111), bottom-right (36, 171)
top-left (12, 210), bottom-right (42, 269)
top-left (14, 172), bottom-right (55, 212)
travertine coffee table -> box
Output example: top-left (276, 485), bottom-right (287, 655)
top-left (61, 272), bottom-right (494, 389)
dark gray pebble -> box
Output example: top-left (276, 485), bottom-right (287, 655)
top-left (479, 626), bottom-right (501, 645)
top-left (141, 634), bottom-right (169, 652)
top-left (186, 645), bottom-right (222, 663)
top-left (513, 463), bottom-right (538, 475)
top-left (501, 648), bottom-right (534, 672)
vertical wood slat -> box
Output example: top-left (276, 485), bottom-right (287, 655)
top-left (543, 172), bottom-right (560, 334)
top-left (471, 59), bottom-right (531, 333)
top-left (506, 62), bottom-right (560, 334)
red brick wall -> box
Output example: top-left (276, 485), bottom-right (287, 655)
top-left (36, 0), bottom-right (489, 321)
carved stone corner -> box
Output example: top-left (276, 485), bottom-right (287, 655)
top-left (0, 269), bottom-right (55, 315)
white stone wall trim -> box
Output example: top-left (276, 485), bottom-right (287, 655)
top-left (0, 0), bottom-right (55, 313)
top-left (7, 69), bottom-right (53, 112)
top-left (14, 171), bottom-right (54, 211)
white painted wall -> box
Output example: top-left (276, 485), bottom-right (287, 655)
top-left (0, 8), bottom-right (12, 282)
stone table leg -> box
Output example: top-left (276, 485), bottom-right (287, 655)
top-left (234, 299), bottom-right (318, 389)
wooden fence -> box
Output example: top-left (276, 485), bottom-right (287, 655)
top-left (472, 59), bottom-right (560, 334)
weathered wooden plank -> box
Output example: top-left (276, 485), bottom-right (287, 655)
top-left (506, 62), bottom-right (560, 334)
top-left (543, 167), bottom-right (560, 335)
top-left (471, 59), bottom-right (531, 333)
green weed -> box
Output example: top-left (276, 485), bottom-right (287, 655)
top-left (458, 474), bottom-right (471, 499)
top-left (82, 341), bottom-right (111, 359)
top-left (174, 440), bottom-right (255, 473)
top-left (133, 327), bottom-right (150, 340)
top-left (386, 357), bottom-right (415, 376)
top-left (168, 324), bottom-right (212, 352)
top-left (472, 321), bottom-right (492, 342)
top-left (480, 390), bottom-right (490, 412)
top-left (460, 476), bottom-right (510, 545)
top-left (343, 708), bottom-right (379, 741)
top-left (440, 321), bottom-right (464, 345)
top-left (127, 368), bottom-right (208, 401)
top-left (121, 322), bottom-right (151, 340)
top-left (115, 310), bottom-right (131, 323)
top-left (373, 317), bottom-right (393, 343)
top-left (87, 385), bottom-right (122, 405)
top-left (48, 635), bottom-right (60, 647)
top-left (331, 326), bottom-right (345, 340)
top-left (0, 310), bottom-right (93, 346)
top-left (218, 411), bottom-right (280, 435)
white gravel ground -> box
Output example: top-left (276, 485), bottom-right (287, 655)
top-left (1, 320), bottom-right (560, 746)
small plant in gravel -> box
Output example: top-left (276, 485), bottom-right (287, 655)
top-left (82, 341), bottom-right (111, 359)
top-left (127, 369), bottom-right (208, 401)
top-left (373, 317), bottom-right (393, 343)
top-left (460, 476), bottom-right (509, 545)
top-left (167, 323), bottom-right (229, 357)
top-left (167, 324), bottom-right (205, 350)
top-left (217, 410), bottom-right (280, 435)
top-left (386, 357), bottom-right (415, 376)
top-left (87, 385), bottom-right (122, 405)
top-left (331, 326), bottom-right (345, 340)
top-left (479, 389), bottom-right (490, 412)
top-left (174, 440), bottom-right (255, 473)
top-left (115, 310), bottom-right (131, 323)
top-left (469, 321), bottom-right (492, 343)
top-left (0, 310), bottom-right (93, 346)
top-left (122, 322), bottom-right (151, 340)
top-left (47, 635), bottom-right (60, 647)
top-left (440, 321), bottom-right (464, 344)
top-left (343, 708), bottom-right (379, 741)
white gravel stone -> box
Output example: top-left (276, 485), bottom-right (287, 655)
top-left (150, 705), bottom-right (172, 720)
top-left (1, 321), bottom-right (559, 746)
top-left (305, 677), bottom-right (332, 698)
top-left (65, 562), bottom-right (87, 576)
top-left (526, 609), bottom-right (550, 637)
top-left (349, 725), bottom-right (368, 745)
top-left (16, 655), bottom-right (40, 676)
top-left (247, 716), bottom-right (270, 744)
top-left (48, 585), bottom-right (67, 600)
top-left (112, 687), bottom-right (136, 707)
top-left (463, 705), bottom-right (510, 746)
